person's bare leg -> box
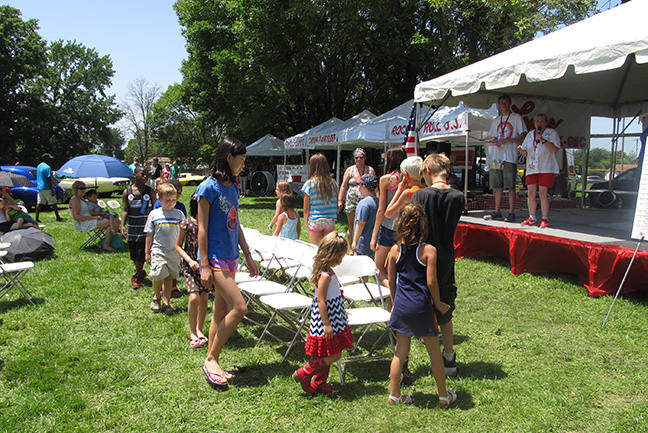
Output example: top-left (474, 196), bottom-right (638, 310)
top-left (422, 336), bottom-right (448, 401)
top-left (374, 245), bottom-right (390, 289)
top-left (162, 278), bottom-right (172, 306)
top-left (389, 332), bottom-right (411, 401)
top-left (440, 320), bottom-right (454, 355)
top-left (494, 188), bottom-right (503, 213)
top-left (539, 185), bottom-right (550, 219)
top-left (308, 230), bottom-right (325, 245)
top-left (153, 279), bottom-right (162, 301)
top-left (188, 291), bottom-right (200, 339)
top-left (508, 189), bottom-right (516, 215)
top-left (527, 183), bottom-right (538, 219)
top-left (204, 270), bottom-right (247, 376)
top-left (197, 293), bottom-right (209, 339)
top-left (345, 211), bottom-right (355, 245)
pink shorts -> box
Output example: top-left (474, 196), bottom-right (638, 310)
top-left (307, 218), bottom-right (335, 233)
top-left (525, 173), bottom-right (555, 188)
top-left (208, 258), bottom-right (238, 274)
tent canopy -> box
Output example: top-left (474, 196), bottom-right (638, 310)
top-left (246, 134), bottom-right (301, 156)
top-left (307, 110), bottom-right (376, 150)
top-left (414, 0), bottom-right (648, 118)
top-left (284, 117), bottom-right (342, 149)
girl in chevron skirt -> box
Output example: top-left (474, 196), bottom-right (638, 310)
top-left (293, 232), bottom-right (354, 395)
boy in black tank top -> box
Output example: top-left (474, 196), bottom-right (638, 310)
top-left (121, 166), bottom-right (156, 288)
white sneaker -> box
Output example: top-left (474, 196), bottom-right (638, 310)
top-left (150, 297), bottom-right (161, 312)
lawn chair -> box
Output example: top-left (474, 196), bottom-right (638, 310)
top-left (98, 200), bottom-right (107, 210)
top-left (79, 227), bottom-right (106, 250)
top-left (332, 255), bottom-right (395, 384)
top-left (0, 260), bottom-right (36, 305)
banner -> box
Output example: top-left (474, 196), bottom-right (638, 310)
top-left (451, 149), bottom-right (475, 169)
top-left (278, 165), bottom-right (309, 183)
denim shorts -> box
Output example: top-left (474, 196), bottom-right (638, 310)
top-left (377, 226), bottom-right (396, 247)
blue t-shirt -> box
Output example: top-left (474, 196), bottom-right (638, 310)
top-left (153, 200), bottom-right (187, 217)
top-left (196, 177), bottom-right (240, 261)
top-left (301, 179), bottom-right (337, 221)
top-left (36, 162), bottom-right (51, 191)
top-left (354, 196), bottom-right (379, 256)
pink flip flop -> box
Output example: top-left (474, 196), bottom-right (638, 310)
top-left (202, 364), bottom-right (228, 387)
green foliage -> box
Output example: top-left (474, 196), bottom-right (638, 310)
top-left (0, 6), bottom-right (120, 167)
top-left (1, 193), bottom-right (647, 432)
top-left (150, 83), bottom-right (224, 169)
top-left (574, 148), bottom-right (637, 172)
top-left (174, 0), bottom-right (595, 144)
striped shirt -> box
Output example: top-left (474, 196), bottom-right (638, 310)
top-left (144, 207), bottom-right (185, 253)
top-left (126, 185), bottom-right (154, 243)
top-left (302, 179), bottom-right (338, 221)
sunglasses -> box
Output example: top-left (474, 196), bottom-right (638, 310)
top-left (77, 186), bottom-right (87, 190)
top-left (354, 156), bottom-right (365, 160)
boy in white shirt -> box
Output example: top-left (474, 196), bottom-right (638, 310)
top-left (517, 113), bottom-right (561, 228)
top-left (145, 182), bottom-right (185, 314)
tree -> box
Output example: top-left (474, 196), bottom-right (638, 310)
top-left (174, 0), bottom-right (596, 144)
top-left (0, 6), bottom-right (46, 163)
top-left (96, 126), bottom-right (126, 160)
top-left (1, 7), bottom-right (121, 166)
top-left (150, 83), bottom-right (223, 168)
top-left (121, 78), bottom-right (161, 163)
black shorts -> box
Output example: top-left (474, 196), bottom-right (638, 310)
top-left (128, 241), bottom-right (146, 263)
top-left (434, 284), bottom-right (457, 325)
top-left (0, 221), bottom-right (13, 234)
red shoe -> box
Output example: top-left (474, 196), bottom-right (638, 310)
top-left (521, 217), bottom-right (537, 226)
top-left (312, 364), bottom-right (338, 395)
top-left (171, 286), bottom-right (183, 298)
top-left (292, 357), bottom-right (326, 394)
top-left (131, 275), bottom-right (141, 289)
top-left (540, 218), bottom-right (549, 228)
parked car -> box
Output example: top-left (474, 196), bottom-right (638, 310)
top-left (0, 165), bottom-right (67, 211)
top-left (177, 172), bottom-right (206, 186)
top-left (57, 176), bottom-right (130, 198)
top-left (586, 175), bottom-right (603, 183)
top-left (588, 167), bottom-right (639, 208)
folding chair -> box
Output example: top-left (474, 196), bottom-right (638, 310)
top-left (0, 261), bottom-right (36, 305)
top-left (256, 291), bottom-right (313, 362)
top-left (332, 255), bottom-right (395, 384)
top-left (106, 200), bottom-right (122, 213)
top-left (79, 227), bottom-right (106, 250)
top-left (334, 255), bottom-right (391, 307)
top-left (98, 200), bottom-right (107, 210)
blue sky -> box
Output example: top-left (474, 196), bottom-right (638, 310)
top-left (7, 0), bottom-right (642, 151)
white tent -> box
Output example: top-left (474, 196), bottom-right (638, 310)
top-left (308, 110), bottom-right (376, 149)
top-left (414, 0), bottom-right (648, 203)
top-left (284, 117), bottom-right (342, 150)
top-left (246, 134), bottom-right (302, 157)
top-left (337, 100), bottom-right (413, 147)
top-left (414, 0), bottom-right (648, 118)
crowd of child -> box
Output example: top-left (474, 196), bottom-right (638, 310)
top-left (110, 141), bottom-right (463, 409)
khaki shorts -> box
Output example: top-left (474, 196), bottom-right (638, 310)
top-left (37, 189), bottom-right (58, 205)
top-left (150, 250), bottom-right (181, 281)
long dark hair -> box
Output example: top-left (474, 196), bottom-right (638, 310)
top-left (384, 147), bottom-right (407, 174)
top-left (209, 137), bottom-right (247, 183)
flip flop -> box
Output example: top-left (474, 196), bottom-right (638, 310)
top-left (222, 371), bottom-right (235, 380)
top-left (190, 337), bottom-right (205, 349)
top-left (202, 364), bottom-right (228, 387)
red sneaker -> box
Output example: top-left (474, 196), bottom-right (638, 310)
top-left (521, 217), bottom-right (537, 226)
top-left (540, 218), bottom-right (549, 228)
top-left (131, 276), bottom-right (141, 289)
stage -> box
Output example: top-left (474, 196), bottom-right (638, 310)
top-left (456, 208), bottom-right (648, 297)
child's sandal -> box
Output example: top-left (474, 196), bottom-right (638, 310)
top-left (439, 389), bottom-right (457, 409)
top-left (388, 393), bottom-right (413, 405)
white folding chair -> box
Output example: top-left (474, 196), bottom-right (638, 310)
top-left (256, 292), bottom-right (313, 361)
top-left (0, 261), bottom-right (36, 305)
top-left (106, 200), bottom-right (122, 213)
top-left (333, 255), bottom-right (391, 308)
top-left (98, 200), bottom-right (107, 209)
top-left (332, 255), bottom-right (395, 384)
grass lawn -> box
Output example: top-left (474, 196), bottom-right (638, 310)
top-left (1, 189), bottom-right (647, 432)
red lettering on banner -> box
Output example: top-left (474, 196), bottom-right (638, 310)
top-left (391, 124), bottom-right (407, 136)
top-left (560, 135), bottom-right (588, 149)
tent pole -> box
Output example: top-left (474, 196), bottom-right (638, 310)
top-left (336, 145), bottom-right (341, 184)
top-left (464, 132), bottom-right (469, 204)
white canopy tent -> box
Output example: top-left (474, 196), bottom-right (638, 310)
top-left (284, 117), bottom-right (343, 150)
top-left (246, 134), bottom-right (302, 157)
top-left (414, 0), bottom-right (648, 203)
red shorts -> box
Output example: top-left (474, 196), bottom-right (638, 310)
top-left (525, 173), bottom-right (555, 188)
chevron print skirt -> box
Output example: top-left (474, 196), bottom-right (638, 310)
top-left (305, 295), bottom-right (354, 357)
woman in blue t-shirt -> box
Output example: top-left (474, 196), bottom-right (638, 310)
top-left (197, 137), bottom-right (258, 388)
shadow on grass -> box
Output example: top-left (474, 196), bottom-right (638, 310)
top-left (0, 296), bottom-right (45, 314)
top-left (409, 360), bottom-right (506, 382)
top-left (410, 389), bottom-right (474, 410)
